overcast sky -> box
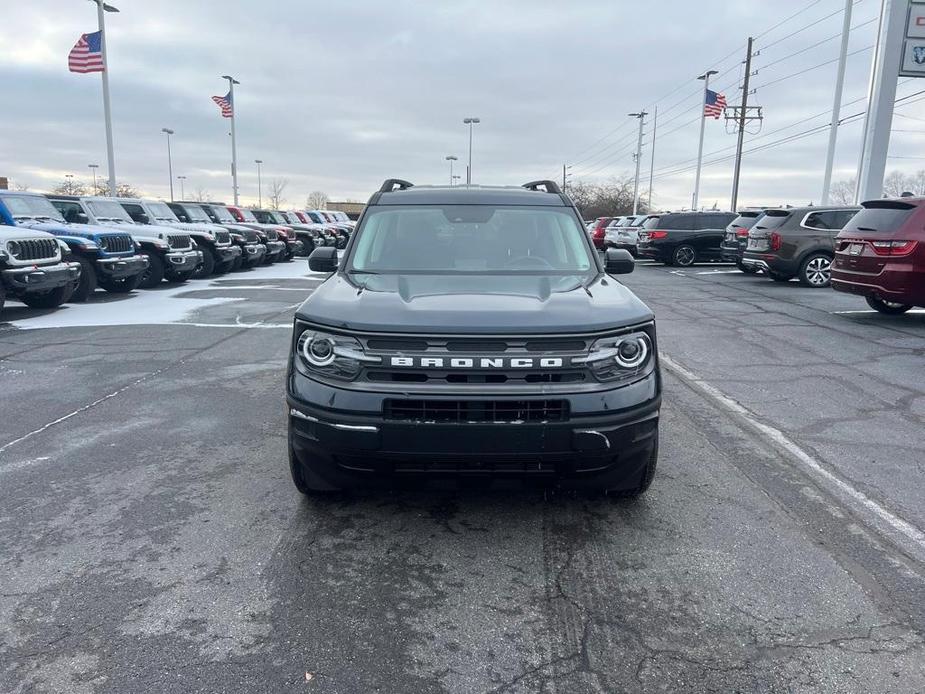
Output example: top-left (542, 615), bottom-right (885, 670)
top-left (2, 0), bottom-right (924, 210)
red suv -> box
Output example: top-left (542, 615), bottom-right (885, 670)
top-left (831, 198), bottom-right (925, 314)
top-left (589, 217), bottom-right (615, 250)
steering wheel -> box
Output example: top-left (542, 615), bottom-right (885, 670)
top-left (505, 255), bottom-right (553, 269)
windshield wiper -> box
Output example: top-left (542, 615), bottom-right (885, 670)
top-left (348, 269), bottom-right (379, 275)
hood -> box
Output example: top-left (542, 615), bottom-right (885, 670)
top-left (296, 273), bottom-right (653, 334)
top-left (0, 226), bottom-right (57, 242)
top-left (22, 221), bottom-right (134, 241)
top-left (92, 219), bottom-right (183, 240)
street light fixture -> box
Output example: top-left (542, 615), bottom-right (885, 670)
top-left (255, 159), bottom-right (264, 207)
top-left (463, 117), bottom-right (480, 185)
top-left (452, 174), bottom-right (461, 185)
top-left (445, 155), bottom-right (458, 186)
top-left (161, 127), bottom-right (175, 201)
top-left (87, 164), bottom-right (99, 192)
top-left (177, 175), bottom-right (187, 200)
top-left (221, 75), bottom-right (241, 204)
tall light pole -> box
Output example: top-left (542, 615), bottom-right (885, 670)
top-left (222, 75), bottom-right (241, 205)
top-left (629, 111), bottom-right (647, 215)
top-left (161, 128), bottom-right (175, 201)
top-left (692, 69), bottom-right (718, 211)
top-left (647, 106), bottom-right (658, 210)
top-left (445, 155), bottom-right (458, 185)
top-left (177, 175), bottom-right (187, 200)
top-left (463, 117), bottom-right (480, 185)
top-left (821, 2), bottom-right (853, 205)
top-left (255, 159), bottom-right (263, 207)
top-left (452, 174), bottom-right (461, 185)
top-left (89, 0), bottom-right (119, 196)
top-left (88, 163), bottom-right (99, 192)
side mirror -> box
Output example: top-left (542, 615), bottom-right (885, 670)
top-left (308, 246), bottom-right (338, 273)
top-left (604, 248), bottom-right (635, 275)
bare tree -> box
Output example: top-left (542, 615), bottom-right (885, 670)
top-left (267, 178), bottom-right (288, 209)
top-left (828, 178), bottom-right (856, 205)
top-left (193, 187), bottom-right (211, 202)
top-left (52, 178), bottom-right (88, 196)
top-left (306, 191), bottom-right (329, 209)
top-left (564, 178), bottom-right (638, 219)
top-left (12, 181), bottom-right (30, 191)
top-left (88, 181), bottom-right (141, 197)
top-left (911, 170), bottom-right (925, 196)
top-left (883, 170), bottom-right (911, 198)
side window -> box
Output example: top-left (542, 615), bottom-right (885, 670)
top-left (169, 205), bottom-right (190, 223)
top-left (55, 201), bottom-right (83, 223)
top-left (121, 203), bottom-right (145, 223)
top-left (804, 211), bottom-right (838, 230)
top-left (691, 214), bottom-right (708, 230)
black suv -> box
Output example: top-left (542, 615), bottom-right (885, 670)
top-left (287, 179), bottom-right (661, 495)
top-left (740, 206), bottom-right (859, 287)
top-left (636, 211), bottom-right (737, 266)
top-left (720, 210), bottom-right (769, 273)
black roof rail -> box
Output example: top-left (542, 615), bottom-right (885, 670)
top-left (522, 180), bottom-right (562, 194)
top-left (379, 179), bottom-right (414, 193)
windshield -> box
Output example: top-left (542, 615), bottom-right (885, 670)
top-left (181, 204), bottom-right (211, 223)
top-left (237, 208), bottom-right (258, 222)
top-left (306, 211), bottom-right (324, 223)
top-left (88, 199), bottom-right (134, 222)
top-left (349, 205), bottom-right (595, 277)
top-left (3, 195), bottom-right (65, 222)
top-left (208, 205), bottom-right (236, 223)
top-left (269, 211), bottom-right (287, 224)
top-left (146, 201), bottom-right (178, 222)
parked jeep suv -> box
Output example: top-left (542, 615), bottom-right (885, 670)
top-left (741, 206), bottom-right (859, 287)
top-left (637, 211), bottom-right (736, 266)
top-left (287, 179), bottom-right (661, 495)
top-left (831, 198), bottom-right (925, 313)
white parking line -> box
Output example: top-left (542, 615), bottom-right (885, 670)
top-left (833, 309), bottom-right (925, 315)
top-left (660, 352), bottom-right (925, 557)
top-left (695, 269), bottom-right (742, 275)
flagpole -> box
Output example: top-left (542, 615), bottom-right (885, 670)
top-left (222, 75), bottom-right (240, 206)
top-left (692, 69), bottom-right (717, 211)
top-left (93, 0), bottom-right (118, 197)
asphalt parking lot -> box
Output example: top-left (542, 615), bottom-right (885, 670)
top-left (2, 259), bottom-right (924, 693)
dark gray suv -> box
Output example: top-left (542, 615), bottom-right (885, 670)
top-left (740, 206), bottom-right (859, 287)
top-left (636, 211), bottom-right (737, 266)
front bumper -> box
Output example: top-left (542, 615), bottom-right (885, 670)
top-left (165, 249), bottom-right (201, 271)
top-left (265, 240), bottom-right (287, 257)
top-left (96, 254), bottom-right (149, 280)
top-left (216, 244), bottom-right (240, 262)
top-left (242, 243), bottom-right (267, 265)
top-left (287, 372), bottom-right (660, 490)
top-left (1, 261), bottom-right (81, 293)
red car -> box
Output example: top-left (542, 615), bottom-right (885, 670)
top-left (589, 217), bottom-right (615, 250)
top-left (831, 198), bottom-right (925, 314)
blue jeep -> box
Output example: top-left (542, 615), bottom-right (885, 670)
top-left (0, 191), bottom-right (148, 302)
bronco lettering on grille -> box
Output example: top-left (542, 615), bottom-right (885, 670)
top-left (389, 356), bottom-right (566, 369)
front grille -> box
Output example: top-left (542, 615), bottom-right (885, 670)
top-left (167, 234), bottom-right (191, 250)
top-left (11, 238), bottom-right (58, 261)
top-left (215, 231), bottom-right (231, 245)
top-left (241, 229), bottom-right (258, 243)
top-left (99, 234), bottom-right (133, 253)
top-left (384, 399), bottom-right (568, 423)
top-left (266, 229), bottom-right (279, 241)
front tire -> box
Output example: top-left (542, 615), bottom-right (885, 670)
top-left (138, 251), bottom-right (165, 289)
top-left (99, 274), bottom-right (141, 293)
top-left (798, 253), bottom-right (833, 288)
top-left (672, 245), bottom-right (697, 267)
top-left (608, 432), bottom-right (658, 498)
top-left (865, 295), bottom-right (913, 314)
top-left (70, 256), bottom-right (97, 302)
top-left (19, 284), bottom-right (71, 309)
top-left (193, 247), bottom-right (216, 278)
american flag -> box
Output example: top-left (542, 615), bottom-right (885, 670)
top-left (211, 91), bottom-right (234, 118)
top-left (68, 31), bottom-right (105, 73)
top-left (704, 89), bottom-right (727, 119)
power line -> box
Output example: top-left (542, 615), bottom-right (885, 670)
top-left (752, 44), bottom-right (873, 91)
top-left (757, 16), bottom-right (877, 71)
top-left (755, 0), bottom-right (826, 41)
top-left (757, 2), bottom-right (857, 50)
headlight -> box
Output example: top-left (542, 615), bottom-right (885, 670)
top-left (574, 330), bottom-right (654, 383)
top-left (78, 240), bottom-right (99, 250)
top-left (7, 240), bottom-right (21, 259)
top-left (153, 240), bottom-right (169, 250)
top-left (294, 325), bottom-right (380, 381)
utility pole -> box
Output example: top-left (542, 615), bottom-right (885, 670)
top-left (821, 0), bottom-right (853, 204)
top-left (177, 175), bottom-right (186, 199)
top-left (857, 0), bottom-right (906, 201)
top-left (629, 111), bottom-right (647, 214)
top-left (446, 155), bottom-right (458, 185)
top-left (693, 69), bottom-right (718, 210)
top-left (90, 0), bottom-right (119, 196)
top-left (562, 164), bottom-right (572, 191)
top-left (729, 37), bottom-right (759, 212)
top-left (647, 106), bottom-right (657, 210)
top-left (161, 128), bottom-right (175, 201)
top-left (88, 163), bottom-right (99, 193)
top-left (255, 159), bottom-right (263, 207)
top-left (222, 75), bottom-right (240, 205)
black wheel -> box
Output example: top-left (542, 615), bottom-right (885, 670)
top-left (214, 259), bottom-right (234, 275)
top-left (70, 256), bottom-right (97, 302)
top-left (165, 269), bottom-right (195, 284)
top-left (737, 261), bottom-right (758, 275)
top-left (672, 245), bottom-right (697, 267)
top-left (138, 251), bottom-right (165, 289)
top-left (608, 432), bottom-right (659, 498)
top-left (865, 295), bottom-right (913, 314)
top-left (798, 253), bottom-right (833, 288)
top-left (99, 273), bottom-right (141, 293)
top-left (768, 271), bottom-right (792, 282)
top-left (19, 284), bottom-right (71, 309)
top-left (193, 247), bottom-right (216, 278)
